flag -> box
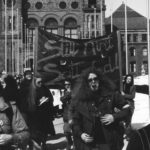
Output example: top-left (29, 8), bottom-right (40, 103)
top-left (34, 28), bottom-right (121, 88)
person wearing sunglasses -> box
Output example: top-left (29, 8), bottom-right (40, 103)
top-left (23, 77), bottom-right (55, 150)
top-left (71, 67), bottom-right (130, 150)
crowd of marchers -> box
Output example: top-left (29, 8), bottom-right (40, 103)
top-left (0, 67), bottom-right (136, 150)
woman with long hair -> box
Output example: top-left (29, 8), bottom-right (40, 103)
top-left (26, 76), bottom-right (55, 150)
top-left (71, 67), bottom-right (130, 150)
top-left (121, 74), bottom-right (136, 140)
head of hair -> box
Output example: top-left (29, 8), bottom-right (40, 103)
top-left (72, 67), bottom-right (116, 102)
top-left (2, 74), bottom-right (18, 102)
top-left (124, 74), bottom-right (134, 86)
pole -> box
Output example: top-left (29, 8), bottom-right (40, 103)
top-left (5, 0), bottom-right (7, 73)
top-left (24, 24), bottom-right (27, 68)
top-left (100, 0), bottom-right (103, 36)
top-left (21, 17), bottom-right (23, 74)
top-left (88, 15), bottom-right (91, 39)
top-left (94, 7), bottom-right (97, 38)
top-left (117, 31), bottom-right (123, 91)
top-left (17, 8), bottom-right (20, 74)
top-left (110, 2), bottom-right (113, 33)
top-left (11, 0), bottom-right (14, 75)
top-left (147, 0), bottom-right (150, 119)
top-left (125, 0), bottom-right (128, 74)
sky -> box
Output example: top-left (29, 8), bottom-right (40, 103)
top-left (105, 0), bottom-right (148, 17)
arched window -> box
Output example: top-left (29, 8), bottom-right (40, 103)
top-left (45, 18), bottom-right (58, 34)
top-left (64, 18), bottom-right (78, 39)
top-left (27, 18), bottom-right (39, 28)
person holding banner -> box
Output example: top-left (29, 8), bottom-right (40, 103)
top-left (71, 67), bottom-right (130, 150)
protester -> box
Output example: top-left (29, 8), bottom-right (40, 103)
top-left (60, 79), bottom-right (73, 150)
top-left (26, 76), bottom-right (55, 150)
top-left (0, 75), bottom-right (30, 150)
top-left (121, 74), bottom-right (136, 140)
top-left (19, 70), bottom-right (33, 120)
top-left (0, 74), bottom-right (20, 108)
top-left (71, 67), bottom-right (130, 150)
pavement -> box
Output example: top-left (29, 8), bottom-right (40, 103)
top-left (46, 92), bottom-right (150, 150)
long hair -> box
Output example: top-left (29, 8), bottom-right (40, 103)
top-left (72, 67), bottom-right (116, 103)
top-left (26, 77), bottom-right (37, 112)
top-left (123, 74), bottom-right (134, 94)
top-left (2, 74), bottom-right (19, 102)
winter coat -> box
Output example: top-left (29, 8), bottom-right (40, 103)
top-left (72, 91), bottom-right (129, 150)
top-left (60, 90), bottom-right (72, 122)
top-left (123, 84), bottom-right (136, 102)
top-left (0, 96), bottom-right (30, 150)
top-left (28, 85), bottom-right (55, 142)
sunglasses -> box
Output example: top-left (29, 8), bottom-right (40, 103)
top-left (88, 77), bottom-right (99, 83)
top-left (37, 81), bottom-right (42, 84)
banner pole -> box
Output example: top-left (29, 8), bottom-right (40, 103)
top-left (33, 27), bottom-right (38, 75)
top-left (117, 31), bottom-right (123, 91)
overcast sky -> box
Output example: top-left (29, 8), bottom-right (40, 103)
top-left (105, 0), bottom-right (148, 17)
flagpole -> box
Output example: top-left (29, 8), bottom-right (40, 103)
top-left (5, 0), bottom-right (7, 73)
top-left (11, 0), bottom-right (14, 75)
top-left (125, 0), bottom-right (128, 74)
top-left (100, 0), bottom-right (103, 36)
top-left (94, 7), bottom-right (97, 38)
top-left (17, 8), bottom-right (20, 74)
top-left (110, 2), bottom-right (113, 33)
top-left (21, 17), bottom-right (23, 73)
top-left (88, 15), bottom-right (91, 39)
top-left (24, 24), bottom-right (27, 68)
top-left (147, 0), bottom-right (150, 118)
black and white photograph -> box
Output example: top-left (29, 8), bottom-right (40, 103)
top-left (0, 0), bottom-right (149, 150)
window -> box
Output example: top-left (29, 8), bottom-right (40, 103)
top-left (127, 34), bottom-right (132, 42)
top-left (142, 47), bottom-right (148, 56)
top-left (35, 2), bottom-right (43, 9)
top-left (8, 16), bottom-right (16, 31)
top-left (45, 18), bottom-right (58, 34)
top-left (59, 1), bottom-right (67, 9)
top-left (3, 0), bottom-right (16, 7)
top-left (88, 0), bottom-right (96, 8)
top-left (64, 18), bottom-right (78, 39)
top-left (129, 47), bottom-right (136, 56)
top-left (142, 34), bottom-right (147, 42)
top-left (133, 34), bottom-right (138, 42)
top-left (71, 1), bottom-right (78, 9)
top-left (130, 62), bottom-right (136, 72)
top-left (27, 18), bottom-right (39, 28)
top-left (142, 61), bottom-right (148, 74)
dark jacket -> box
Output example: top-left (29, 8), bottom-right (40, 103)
top-left (0, 97), bottom-right (30, 150)
top-left (123, 85), bottom-right (136, 102)
top-left (60, 90), bottom-right (72, 122)
top-left (72, 92), bottom-right (129, 150)
top-left (28, 85), bottom-right (55, 140)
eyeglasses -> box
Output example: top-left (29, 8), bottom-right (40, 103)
top-left (65, 83), bottom-right (71, 86)
top-left (37, 81), bottom-right (42, 84)
top-left (88, 77), bottom-right (99, 83)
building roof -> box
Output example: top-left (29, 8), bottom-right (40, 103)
top-left (105, 3), bottom-right (147, 30)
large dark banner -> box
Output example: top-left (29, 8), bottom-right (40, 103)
top-left (34, 28), bottom-right (121, 88)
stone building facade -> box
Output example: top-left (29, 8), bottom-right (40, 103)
top-left (0, 0), bottom-right (106, 74)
